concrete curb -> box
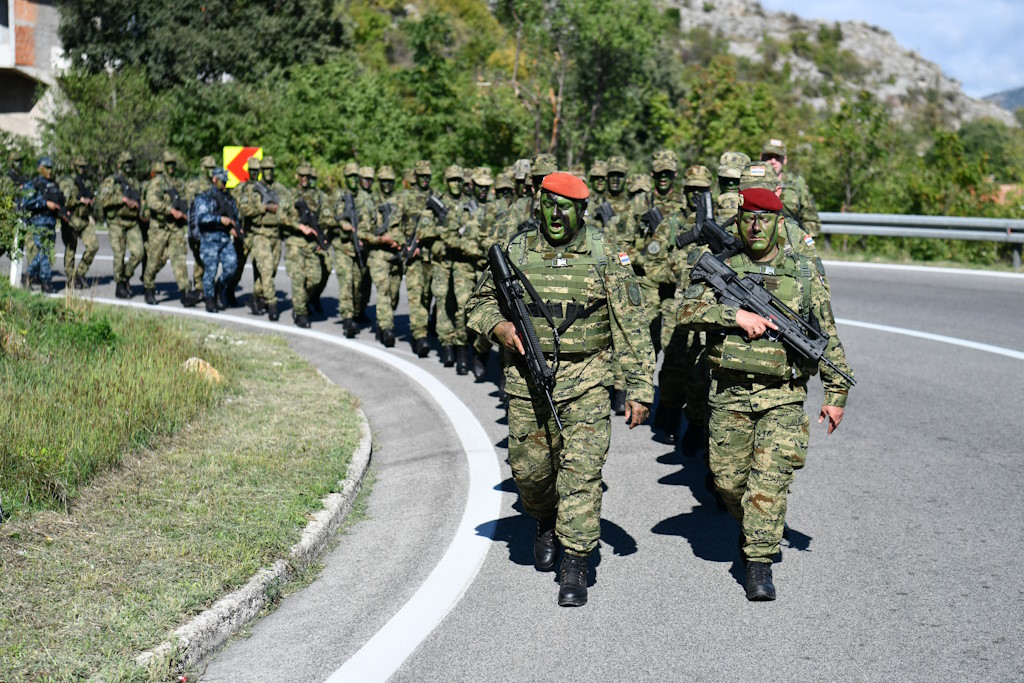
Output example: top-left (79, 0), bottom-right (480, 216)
top-left (136, 407), bottom-right (373, 672)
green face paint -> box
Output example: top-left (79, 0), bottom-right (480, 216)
top-left (497, 188), bottom-right (513, 200)
top-left (298, 175), bottom-right (310, 189)
top-left (448, 179), bottom-right (462, 197)
top-left (359, 177), bottom-right (373, 191)
top-left (474, 184), bottom-right (489, 202)
top-left (685, 189), bottom-right (702, 211)
top-left (719, 177), bottom-right (739, 194)
top-left (417, 174), bottom-right (431, 191)
top-left (738, 209), bottom-right (781, 259)
top-left (539, 191), bottom-right (581, 245)
top-left (608, 173), bottom-right (625, 195)
top-left (379, 179), bottom-right (394, 195)
top-left (591, 177), bottom-right (607, 193)
top-left (346, 174), bottom-right (359, 191)
top-left (165, 162), bottom-right (176, 177)
top-left (654, 170), bottom-right (674, 195)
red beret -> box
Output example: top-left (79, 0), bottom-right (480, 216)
top-left (739, 188), bottom-right (783, 213)
top-left (540, 171), bottom-right (590, 200)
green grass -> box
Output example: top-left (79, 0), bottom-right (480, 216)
top-left (0, 282), bottom-right (233, 514)
top-left (0, 292), bottom-right (363, 681)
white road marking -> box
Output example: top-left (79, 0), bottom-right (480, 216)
top-left (82, 298), bottom-right (503, 682)
top-left (836, 318), bottom-right (1024, 361)
top-left (823, 260), bottom-right (1024, 279)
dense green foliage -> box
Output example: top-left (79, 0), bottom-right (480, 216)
top-left (0, 284), bottom-right (233, 514)
top-left (5, 0), bottom-right (1022, 264)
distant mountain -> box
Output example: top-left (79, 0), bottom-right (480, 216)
top-left (984, 87), bottom-right (1024, 113)
top-left (664, 0), bottom-right (1017, 128)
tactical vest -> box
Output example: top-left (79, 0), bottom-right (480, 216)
top-left (509, 227), bottom-right (611, 355)
top-left (706, 252), bottom-right (816, 380)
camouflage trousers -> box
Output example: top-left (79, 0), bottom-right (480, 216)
top-left (367, 250), bottom-right (401, 332)
top-left (284, 237), bottom-right (325, 317)
top-left (709, 402), bottom-right (809, 563)
top-left (61, 219), bottom-right (98, 279)
top-left (332, 241), bottom-right (366, 320)
top-left (659, 327), bottom-right (709, 424)
top-left (225, 232), bottom-right (254, 294)
top-left (199, 231), bottom-right (237, 299)
top-left (405, 257), bottom-right (433, 339)
top-left (431, 260), bottom-right (455, 344)
top-left (507, 384), bottom-right (611, 555)
top-left (109, 220), bottom-right (144, 284)
top-left (189, 237), bottom-right (204, 291)
top-left (251, 228), bottom-right (281, 304)
top-left (143, 223), bottom-right (190, 291)
top-left (449, 260), bottom-right (480, 347)
top-left (26, 225), bottom-right (55, 282)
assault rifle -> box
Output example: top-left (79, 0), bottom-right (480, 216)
top-left (487, 244), bottom-right (563, 432)
top-left (391, 214), bottom-right (421, 268)
top-left (114, 175), bottom-right (143, 217)
top-left (376, 202), bottom-right (395, 236)
top-left (6, 167), bottom-right (26, 186)
top-left (688, 247), bottom-right (856, 387)
top-left (339, 192), bottom-right (364, 269)
top-left (74, 175), bottom-right (94, 202)
top-left (253, 181), bottom-right (280, 209)
top-left (593, 201), bottom-right (614, 227)
top-left (295, 196), bottom-right (328, 251)
top-left (639, 205), bottom-right (663, 235)
top-left (167, 184), bottom-right (189, 223)
top-left (426, 194), bottom-right (448, 226)
top-left (677, 191), bottom-right (743, 257)
top-left (38, 180), bottom-right (72, 225)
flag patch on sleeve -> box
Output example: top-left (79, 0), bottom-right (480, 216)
top-left (803, 234), bottom-right (815, 246)
top-left (619, 252), bottom-right (631, 266)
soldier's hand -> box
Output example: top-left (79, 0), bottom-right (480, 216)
top-left (382, 233), bottom-right (399, 249)
top-left (266, 203), bottom-right (278, 213)
top-left (818, 405), bottom-right (844, 435)
top-left (492, 321), bottom-right (525, 355)
top-left (46, 200), bottom-right (60, 212)
top-left (298, 223), bottom-right (314, 236)
top-left (624, 400), bottom-right (649, 429)
top-left (83, 197), bottom-right (94, 207)
top-left (736, 309), bottom-right (778, 340)
top-left (221, 215), bottom-right (236, 228)
top-left (123, 196), bottom-right (138, 210)
top-left (171, 208), bottom-right (185, 221)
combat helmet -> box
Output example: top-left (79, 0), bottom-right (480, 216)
top-left (589, 159), bottom-right (608, 178)
top-left (628, 173), bottom-right (651, 195)
top-left (652, 149), bottom-right (678, 173)
top-left (296, 161), bottom-right (313, 176)
top-left (512, 158), bottom-right (532, 180)
top-left (472, 167), bottom-right (493, 186)
top-left (358, 165), bottom-right (375, 179)
top-left (495, 173), bottom-right (514, 191)
top-left (377, 165), bottom-right (397, 181)
top-left (260, 156), bottom-right (276, 169)
top-left (414, 160), bottom-right (432, 176)
top-left (739, 162), bottom-right (780, 192)
top-left (532, 153), bottom-right (557, 177)
top-left (607, 156), bottom-right (628, 174)
top-left (718, 151), bottom-right (751, 179)
top-left (683, 165), bottom-right (712, 189)
top-left (343, 161), bottom-right (359, 177)
top-left (444, 164), bottom-right (464, 181)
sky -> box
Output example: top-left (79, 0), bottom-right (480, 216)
top-left (758, 0), bottom-right (1024, 98)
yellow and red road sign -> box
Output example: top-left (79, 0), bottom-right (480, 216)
top-left (223, 146), bottom-right (263, 188)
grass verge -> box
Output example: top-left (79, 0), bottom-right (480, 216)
top-left (0, 304), bottom-right (362, 682)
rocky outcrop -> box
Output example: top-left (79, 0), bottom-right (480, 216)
top-left (665, 0), bottom-right (1016, 127)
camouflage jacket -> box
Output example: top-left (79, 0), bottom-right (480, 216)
top-left (144, 173), bottom-right (186, 228)
top-left (238, 180), bottom-right (287, 232)
top-left (677, 244), bottom-right (853, 410)
top-left (780, 173), bottom-right (821, 237)
top-left (419, 191), bottom-right (463, 262)
top-left (466, 225), bottom-right (655, 404)
top-left (621, 191), bottom-right (686, 284)
top-left (57, 174), bottom-right (95, 228)
top-left (448, 197), bottom-right (500, 265)
top-left (98, 174), bottom-right (143, 226)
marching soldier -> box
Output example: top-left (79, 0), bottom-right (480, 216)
top-left (58, 156), bottom-right (99, 289)
top-left (100, 152), bottom-right (145, 298)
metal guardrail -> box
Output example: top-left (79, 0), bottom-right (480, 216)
top-left (819, 212), bottom-right (1024, 269)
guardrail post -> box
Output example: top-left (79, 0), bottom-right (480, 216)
top-left (1013, 244), bottom-right (1022, 271)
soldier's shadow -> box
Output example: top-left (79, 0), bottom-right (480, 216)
top-left (476, 477), bottom-right (637, 588)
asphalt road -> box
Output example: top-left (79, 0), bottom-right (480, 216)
top-left (5, 238), bottom-right (1023, 682)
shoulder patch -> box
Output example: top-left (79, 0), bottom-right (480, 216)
top-left (684, 284), bottom-right (704, 299)
top-left (627, 282), bottom-right (642, 306)
top-left (814, 257), bottom-right (825, 275)
top-left (803, 234), bottom-right (815, 246)
top-left (618, 252), bottom-right (631, 266)
top-left (687, 248), bottom-right (702, 265)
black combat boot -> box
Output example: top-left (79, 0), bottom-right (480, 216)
top-left (294, 314), bottom-right (310, 329)
top-left (745, 561), bottom-right (776, 601)
top-left (612, 389), bottom-right (626, 416)
top-left (115, 281), bottom-right (130, 299)
top-left (225, 287), bottom-right (238, 307)
top-left (471, 349), bottom-right (489, 380)
top-left (204, 297), bottom-right (218, 313)
top-left (455, 346), bottom-right (470, 376)
top-left (498, 374), bottom-right (509, 404)
top-left (74, 274), bottom-right (87, 290)
top-left (440, 345), bottom-right (455, 367)
top-left (534, 517), bottom-right (559, 571)
top-left (144, 288), bottom-right (157, 305)
top-left (40, 280), bottom-right (55, 294)
top-left (309, 293), bottom-right (322, 314)
top-left (266, 301), bottom-right (279, 321)
top-left (680, 421), bottom-right (708, 457)
top-left (181, 289), bottom-right (201, 308)
top-left (414, 338), bottom-right (431, 358)
top-left (344, 319), bottom-right (359, 338)
top-left (248, 296), bottom-right (266, 315)
top-left (216, 283), bottom-right (229, 310)
top-left (380, 328), bottom-right (396, 348)
top-left (557, 552), bottom-right (589, 607)
top-left (654, 402), bottom-right (682, 443)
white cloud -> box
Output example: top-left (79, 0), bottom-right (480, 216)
top-left (758, 0), bottom-right (1024, 97)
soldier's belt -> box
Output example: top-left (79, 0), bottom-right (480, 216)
top-left (525, 301), bottom-right (601, 320)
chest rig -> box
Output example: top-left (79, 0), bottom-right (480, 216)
top-left (707, 252), bottom-right (816, 380)
top-left (509, 227), bottom-right (611, 355)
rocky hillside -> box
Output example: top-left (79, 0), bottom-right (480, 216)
top-left (984, 86), bottom-right (1024, 114)
top-left (664, 0), bottom-right (1016, 128)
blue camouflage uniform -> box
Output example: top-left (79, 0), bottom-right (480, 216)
top-left (194, 181), bottom-right (240, 300)
top-left (22, 174), bottom-right (62, 285)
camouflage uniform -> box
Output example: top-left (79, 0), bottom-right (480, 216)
top-left (193, 171), bottom-right (240, 303)
top-left (716, 151), bottom-right (750, 222)
top-left (602, 155), bottom-right (632, 406)
top-left (399, 160), bottom-right (436, 344)
top-left (184, 156), bottom-right (218, 293)
top-left (427, 165), bottom-right (465, 353)
top-left (468, 223), bottom-right (654, 556)
top-left (281, 162), bottom-right (328, 321)
top-left (330, 162), bottom-right (366, 327)
top-left (450, 170), bottom-right (498, 348)
top-left (762, 139), bottom-right (821, 237)
top-left (241, 156), bottom-right (286, 315)
top-left (99, 152), bottom-right (145, 292)
top-left (225, 155), bottom-right (264, 304)
top-left (364, 166), bottom-right (404, 338)
top-left (57, 157), bottom-right (99, 285)
top-left (21, 159), bottom-right (61, 289)
top-left (678, 220), bottom-right (853, 566)
top-left (143, 152), bottom-right (192, 296)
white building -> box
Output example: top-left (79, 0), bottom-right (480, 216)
top-left (0, 0), bottom-right (63, 139)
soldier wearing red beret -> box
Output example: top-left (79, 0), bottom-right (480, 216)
top-left (467, 172), bottom-right (655, 607)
